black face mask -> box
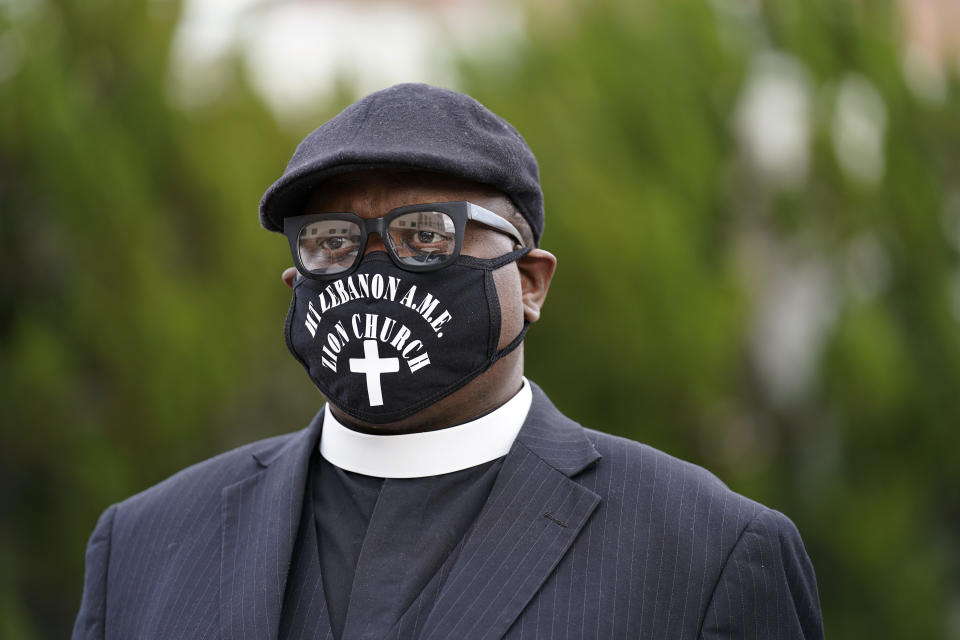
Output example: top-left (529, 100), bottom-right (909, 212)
top-left (285, 249), bottom-right (530, 424)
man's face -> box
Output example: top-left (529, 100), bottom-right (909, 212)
top-left (281, 169), bottom-right (556, 432)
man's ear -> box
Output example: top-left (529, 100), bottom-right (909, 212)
top-left (282, 267), bottom-right (298, 289)
top-left (517, 249), bottom-right (557, 323)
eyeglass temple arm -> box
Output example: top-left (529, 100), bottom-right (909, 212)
top-left (466, 203), bottom-right (525, 248)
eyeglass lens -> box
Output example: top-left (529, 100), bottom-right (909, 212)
top-left (386, 211), bottom-right (456, 266)
top-left (297, 219), bottom-right (363, 274)
top-left (296, 211), bottom-right (458, 275)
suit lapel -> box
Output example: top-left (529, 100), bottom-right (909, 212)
top-left (419, 383), bottom-right (602, 640)
top-left (220, 411), bottom-right (326, 640)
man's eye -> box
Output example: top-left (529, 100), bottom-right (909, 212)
top-left (416, 231), bottom-right (444, 244)
top-left (402, 230), bottom-right (454, 256)
top-left (406, 230), bottom-right (452, 247)
top-left (318, 236), bottom-right (358, 251)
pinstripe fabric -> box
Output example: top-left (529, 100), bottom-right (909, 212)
top-left (73, 382), bottom-right (823, 639)
top-left (72, 426), bottom-right (317, 640)
top-left (278, 471), bottom-right (333, 640)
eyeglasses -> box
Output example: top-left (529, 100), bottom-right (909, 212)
top-left (283, 201), bottom-right (525, 279)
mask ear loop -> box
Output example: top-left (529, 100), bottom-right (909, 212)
top-left (479, 246), bottom-right (534, 361)
top-left (490, 320), bottom-right (530, 363)
top-left (456, 247), bottom-right (532, 270)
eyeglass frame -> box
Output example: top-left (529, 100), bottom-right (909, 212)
top-left (283, 201), bottom-right (526, 280)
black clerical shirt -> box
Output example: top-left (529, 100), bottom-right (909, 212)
top-left (310, 453), bottom-right (503, 640)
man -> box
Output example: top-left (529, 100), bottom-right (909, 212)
top-left (73, 83), bottom-right (823, 639)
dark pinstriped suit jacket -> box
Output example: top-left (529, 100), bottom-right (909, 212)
top-left (73, 382), bottom-right (823, 639)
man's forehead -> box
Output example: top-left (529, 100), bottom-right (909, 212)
top-left (303, 169), bottom-right (510, 211)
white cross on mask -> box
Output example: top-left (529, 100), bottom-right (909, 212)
top-left (349, 339), bottom-right (400, 406)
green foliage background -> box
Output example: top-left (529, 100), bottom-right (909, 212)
top-left (1, 0), bottom-right (958, 637)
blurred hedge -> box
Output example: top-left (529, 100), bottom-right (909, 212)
top-left (1, 0), bottom-right (958, 637)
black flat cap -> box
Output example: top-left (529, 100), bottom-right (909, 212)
top-left (259, 83), bottom-right (544, 245)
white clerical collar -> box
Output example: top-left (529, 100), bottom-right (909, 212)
top-left (320, 378), bottom-right (532, 478)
